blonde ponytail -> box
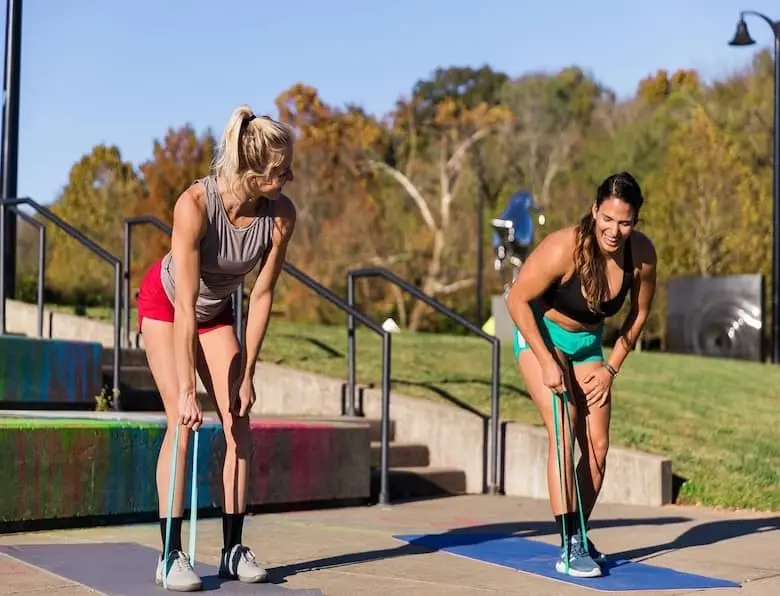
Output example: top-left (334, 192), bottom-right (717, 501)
top-left (213, 104), bottom-right (294, 198)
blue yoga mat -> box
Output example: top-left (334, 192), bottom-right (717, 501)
top-left (393, 533), bottom-right (741, 592)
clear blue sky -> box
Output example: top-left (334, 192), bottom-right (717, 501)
top-left (2, 0), bottom-right (778, 205)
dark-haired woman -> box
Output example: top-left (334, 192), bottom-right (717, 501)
top-left (506, 171), bottom-right (657, 578)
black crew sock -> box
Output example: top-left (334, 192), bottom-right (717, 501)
top-left (160, 517), bottom-right (183, 553)
top-left (554, 513), bottom-right (580, 547)
top-left (222, 513), bottom-right (245, 550)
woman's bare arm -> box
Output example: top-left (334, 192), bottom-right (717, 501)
top-left (170, 187), bottom-right (207, 402)
top-left (607, 232), bottom-right (657, 373)
top-left (506, 228), bottom-right (573, 366)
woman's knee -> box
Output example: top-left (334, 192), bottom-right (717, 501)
top-left (589, 432), bottom-right (609, 465)
top-left (223, 415), bottom-right (251, 458)
top-left (162, 420), bottom-right (192, 448)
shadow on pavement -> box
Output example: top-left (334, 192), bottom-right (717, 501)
top-left (267, 515), bottom-right (706, 584)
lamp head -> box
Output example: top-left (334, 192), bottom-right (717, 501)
top-left (729, 18), bottom-right (756, 46)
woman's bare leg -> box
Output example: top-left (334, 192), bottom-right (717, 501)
top-left (142, 318), bottom-right (202, 591)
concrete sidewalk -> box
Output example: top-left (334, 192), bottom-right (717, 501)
top-left (0, 494), bottom-right (777, 595)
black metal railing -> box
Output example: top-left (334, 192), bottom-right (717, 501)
top-left (122, 216), bottom-right (244, 348)
top-left (346, 266), bottom-right (502, 495)
top-left (10, 207), bottom-right (45, 338)
top-left (284, 262), bottom-right (394, 506)
top-left (0, 197), bottom-right (122, 397)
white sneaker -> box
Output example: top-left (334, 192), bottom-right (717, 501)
top-left (219, 544), bottom-right (268, 583)
top-left (155, 550), bottom-right (203, 592)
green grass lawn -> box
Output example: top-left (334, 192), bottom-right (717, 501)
top-left (52, 304), bottom-right (780, 512)
top-left (260, 320), bottom-right (780, 513)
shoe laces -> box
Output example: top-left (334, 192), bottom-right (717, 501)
top-left (236, 545), bottom-right (258, 565)
top-left (567, 536), bottom-right (589, 560)
top-left (168, 550), bottom-right (195, 573)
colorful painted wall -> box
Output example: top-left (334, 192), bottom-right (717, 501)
top-left (0, 336), bottom-right (103, 406)
top-left (0, 416), bottom-right (370, 524)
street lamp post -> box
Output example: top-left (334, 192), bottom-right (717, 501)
top-left (0, 0), bottom-right (23, 334)
top-left (729, 11), bottom-right (780, 363)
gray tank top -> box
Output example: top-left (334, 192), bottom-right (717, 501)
top-left (160, 175), bottom-right (275, 322)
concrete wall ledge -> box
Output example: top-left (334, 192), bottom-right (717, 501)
top-left (6, 303), bottom-right (674, 509)
top-left (0, 414), bottom-right (370, 526)
top-left (501, 420), bottom-right (673, 507)
top-left (251, 362), bottom-right (673, 506)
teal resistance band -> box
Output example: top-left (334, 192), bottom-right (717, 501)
top-left (552, 391), bottom-right (589, 574)
top-left (163, 425), bottom-right (200, 589)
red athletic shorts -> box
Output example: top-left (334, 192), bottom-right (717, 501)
top-left (136, 259), bottom-right (235, 335)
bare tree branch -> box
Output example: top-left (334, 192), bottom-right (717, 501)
top-left (447, 127), bottom-right (493, 173)
top-left (367, 159), bottom-right (438, 231)
top-left (432, 277), bottom-right (476, 295)
top-left (364, 253), bottom-right (412, 266)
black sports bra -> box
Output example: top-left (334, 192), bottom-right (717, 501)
top-left (541, 238), bottom-right (634, 326)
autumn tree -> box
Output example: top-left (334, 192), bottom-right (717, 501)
top-left (47, 145), bottom-right (142, 303)
top-left (637, 68), bottom-right (701, 105)
top-left (274, 84), bottom-right (390, 322)
top-left (371, 96), bottom-right (511, 330)
top-left (641, 106), bottom-right (758, 339)
top-left (500, 67), bottom-right (605, 212)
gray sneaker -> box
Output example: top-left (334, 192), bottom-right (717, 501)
top-left (219, 545), bottom-right (268, 583)
top-left (155, 550), bottom-right (203, 592)
top-left (555, 535), bottom-right (602, 578)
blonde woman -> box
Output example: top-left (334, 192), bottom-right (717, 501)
top-left (136, 105), bottom-right (297, 591)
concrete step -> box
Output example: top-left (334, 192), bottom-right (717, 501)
top-left (340, 417), bottom-right (395, 442)
top-left (109, 388), bottom-right (216, 412)
top-left (101, 347), bottom-right (148, 368)
top-left (370, 442), bottom-right (429, 468)
top-left (104, 365), bottom-right (157, 391)
top-left (370, 466), bottom-right (467, 501)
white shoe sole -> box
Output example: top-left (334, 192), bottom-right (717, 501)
top-left (154, 576), bottom-right (203, 591)
top-left (555, 561), bottom-right (602, 578)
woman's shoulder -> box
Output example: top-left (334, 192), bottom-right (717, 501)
top-left (536, 226), bottom-right (577, 255)
top-left (172, 182), bottom-right (208, 232)
top-left (629, 230), bottom-right (657, 266)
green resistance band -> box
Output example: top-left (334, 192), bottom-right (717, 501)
top-left (552, 391), bottom-right (589, 574)
top-left (163, 425), bottom-right (200, 589)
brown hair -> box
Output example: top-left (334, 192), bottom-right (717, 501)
top-left (574, 171), bottom-right (644, 313)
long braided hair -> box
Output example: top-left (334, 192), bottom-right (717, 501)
top-left (573, 172), bottom-right (644, 313)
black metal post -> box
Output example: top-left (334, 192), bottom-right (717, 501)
top-left (37, 221), bottom-right (43, 337)
top-left (378, 332), bottom-right (392, 507)
top-left (729, 12), bottom-right (780, 362)
top-left (476, 186), bottom-right (484, 324)
top-left (346, 274), bottom-right (357, 416)
top-left (113, 262), bottom-right (122, 406)
top-left (0, 0), bottom-right (23, 333)
top-left (773, 33), bottom-right (780, 363)
top-left (122, 220), bottom-right (131, 347)
top-left (489, 340), bottom-right (500, 494)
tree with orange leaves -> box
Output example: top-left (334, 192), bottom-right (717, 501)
top-left (369, 96), bottom-right (511, 330)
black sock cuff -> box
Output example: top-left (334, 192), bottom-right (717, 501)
top-left (160, 517), bottom-right (184, 552)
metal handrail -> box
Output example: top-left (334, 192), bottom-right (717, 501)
top-left (284, 261), bottom-right (394, 506)
top-left (122, 216), bottom-right (245, 348)
top-left (0, 197), bottom-right (122, 399)
top-left (123, 215), bottom-right (397, 505)
top-left (10, 207), bottom-right (45, 337)
top-left (347, 265), bottom-right (502, 495)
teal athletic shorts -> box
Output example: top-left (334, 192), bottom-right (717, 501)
top-left (513, 304), bottom-right (604, 365)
